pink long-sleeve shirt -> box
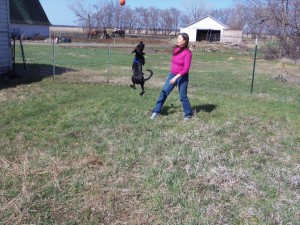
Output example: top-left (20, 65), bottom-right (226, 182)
top-left (171, 47), bottom-right (192, 76)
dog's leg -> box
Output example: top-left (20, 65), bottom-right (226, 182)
top-left (140, 82), bottom-right (145, 95)
top-left (130, 76), bottom-right (136, 89)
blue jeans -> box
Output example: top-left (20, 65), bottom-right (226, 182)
top-left (153, 73), bottom-right (193, 117)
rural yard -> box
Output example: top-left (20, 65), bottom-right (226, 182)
top-left (1, 35), bottom-right (299, 224)
top-left (1, 0), bottom-right (299, 223)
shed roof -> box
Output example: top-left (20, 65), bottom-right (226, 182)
top-left (10, 0), bottom-right (51, 25)
top-left (183, 15), bottom-right (229, 29)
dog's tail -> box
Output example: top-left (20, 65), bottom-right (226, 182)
top-left (144, 69), bottom-right (153, 81)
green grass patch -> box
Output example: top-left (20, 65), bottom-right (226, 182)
top-left (1, 42), bottom-right (299, 224)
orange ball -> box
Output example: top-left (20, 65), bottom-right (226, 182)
top-left (120, 0), bottom-right (126, 6)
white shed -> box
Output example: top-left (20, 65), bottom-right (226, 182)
top-left (0, 0), bottom-right (11, 75)
top-left (180, 15), bottom-right (230, 43)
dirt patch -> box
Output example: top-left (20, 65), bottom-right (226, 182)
top-left (53, 69), bottom-right (165, 89)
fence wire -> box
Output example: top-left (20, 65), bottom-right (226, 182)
top-left (12, 38), bottom-right (134, 85)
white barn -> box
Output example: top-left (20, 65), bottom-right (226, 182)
top-left (0, 0), bottom-right (11, 75)
top-left (180, 15), bottom-right (230, 43)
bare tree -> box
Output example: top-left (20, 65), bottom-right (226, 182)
top-left (135, 7), bottom-right (150, 34)
top-left (148, 7), bottom-right (160, 34)
top-left (180, 13), bottom-right (192, 27)
top-left (73, 0), bottom-right (121, 31)
top-left (92, 1), bottom-right (107, 29)
top-left (210, 8), bottom-right (233, 26)
top-left (184, 0), bottom-right (209, 22)
top-left (240, 0), bottom-right (300, 57)
top-left (114, 3), bottom-right (126, 29)
top-left (170, 7), bottom-right (182, 34)
top-left (230, 5), bottom-right (248, 29)
top-left (158, 9), bottom-right (174, 35)
top-left (69, 0), bottom-right (96, 33)
top-left (122, 7), bottom-right (137, 33)
top-left (69, 0), bottom-right (214, 36)
top-left (101, 0), bottom-right (118, 29)
top-left (289, 0), bottom-right (300, 35)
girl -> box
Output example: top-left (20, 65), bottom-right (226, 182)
top-left (150, 33), bottom-right (193, 121)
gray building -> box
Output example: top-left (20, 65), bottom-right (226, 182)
top-left (10, 0), bottom-right (51, 38)
top-left (0, 0), bottom-right (11, 75)
top-left (0, 0), bottom-right (51, 75)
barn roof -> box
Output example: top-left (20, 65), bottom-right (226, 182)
top-left (10, 0), bottom-right (51, 25)
top-left (183, 15), bottom-right (229, 29)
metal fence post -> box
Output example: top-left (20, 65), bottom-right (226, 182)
top-left (251, 37), bottom-right (258, 94)
top-left (51, 33), bottom-right (56, 80)
top-left (107, 42), bottom-right (110, 83)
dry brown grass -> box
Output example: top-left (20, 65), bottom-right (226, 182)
top-left (1, 150), bottom-right (158, 224)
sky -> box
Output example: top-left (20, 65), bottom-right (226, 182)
top-left (39, 0), bottom-right (235, 26)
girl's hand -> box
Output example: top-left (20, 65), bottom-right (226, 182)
top-left (170, 77), bottom-right (177, 84)
top-left (170, 74), bottom-right (181, 85)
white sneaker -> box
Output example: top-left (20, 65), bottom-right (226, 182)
top-left (150, 112), bottom-right (159, 120)
top-left (184, 116), bottom-right (192, 122)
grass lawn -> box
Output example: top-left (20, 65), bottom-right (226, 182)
top-left (0, 40), bottom-right (299, 224)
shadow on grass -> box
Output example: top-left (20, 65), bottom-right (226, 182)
top-left (0, 63), bottom-right (77, 90)
top-left (194, 104), bottom-right (217, 113)
top-left (159, 104), bottom-right (217, 116)
top-left (161, 104), bottom-right (180, 115)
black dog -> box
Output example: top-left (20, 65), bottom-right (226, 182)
top-left (130, 41), bottom-right (153, 95)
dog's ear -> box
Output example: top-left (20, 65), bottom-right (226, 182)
top-left (138, 41), bottom-right (145, 48)
top-left (138, 42), bottom-right (145, 51)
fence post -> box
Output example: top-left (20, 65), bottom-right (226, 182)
top-left (251, 37), bottom-right (258, 94)
top-left (107, 42), bottom-right (111, 83)
top-left (296, 46), bottom-right (299, 63)
top-left (51, 33), bottom-right (56, 80)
